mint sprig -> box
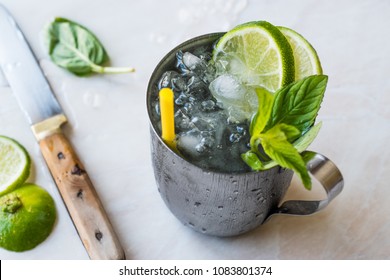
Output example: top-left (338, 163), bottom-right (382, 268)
top-left (242, 122), bottom-right (322, 170)
top-left (242, 75), bottom-right (328, 190)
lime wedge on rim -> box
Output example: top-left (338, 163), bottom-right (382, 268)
top-left (278, 26), bottom-right (322, 80)
top-left (0, 183), bottom-right (56, 252)
top-left (0, 136), bottom-right (31, 196)
top-left (213, 21), bottom-right (295, 93)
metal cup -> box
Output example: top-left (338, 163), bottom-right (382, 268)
top-left (147, 33), bottom-right (344, 237)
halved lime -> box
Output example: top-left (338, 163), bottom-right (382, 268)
top-left (213, 21), bottom-right (295, 93)
top-left (278, 26), bottom-right (322, 80)
top-left (0, 136), bottom-right (31, 196)
top-left (0, 183), bottom-right (56, 252)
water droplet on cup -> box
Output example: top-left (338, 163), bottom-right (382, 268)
top-left (255, 212), bottom-right (264, 218)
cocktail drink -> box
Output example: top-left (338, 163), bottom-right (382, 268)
top-left (147, 22), bottom-right (343, 236)
top-left (149, 33), bottom-right (252, 174)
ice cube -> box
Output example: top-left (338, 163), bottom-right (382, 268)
top-left (177, 51), bottom-right (209, 78)
top-left (183, 102), bottom-right (195, 115)
top-left (179, 51), bottom-right (216, 84)
top-left (157, 71), bottom-right (187, 96)
top-left (229, 133), bottom-right (241, 143)
top-left (227, 105), bottom-right (251, 123)
top-left (209, 74), bottom-right (258, 122)
top-left (214, 53), bottom-right (246, 79)
top-left (191, 117), bottom-right (213, 131)
top-left (183, 52), bottom-right (205, 72)
top-left (175, 93), bottom-right (188, 106)
top-left (176, 51), bottom-right (189, 74)
top-left (187, 75), bottom-right (208, 98)
top-left (201, 131), bottom-right (214, 138)
top-left (172, 75), bottom-right (187, 91)
top-left (175, 109), bottom-right (193, 131)
top-left (209, 74), bottom-right (247, 106)
top-left (215, 101), bottom-right (224, 110)
top-left (201, 100), bottom-right (216, 112)
top-left (177, 129), bottom-right (202, 157)
top-left (214, 59), bottom-right (228, 75)
top-left (158, 71), bottom-right (180, 89)
top-left (195, 143), bottom-right (207, 153)
top-left (200, 135), bottom-right (215, 148)
top-left (236, 125), bottom-right (246, 135)
top-left (192, 46), bottom-right (211, 60)
top-left (202, 63), bottom-right (216, 84)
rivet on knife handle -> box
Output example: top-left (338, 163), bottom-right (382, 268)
top-left (33, 114), bottom-right (125, 260)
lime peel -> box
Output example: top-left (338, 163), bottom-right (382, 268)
top-left (2, 194), bottom-right (22, 213)
top-left (0, 183), bottom-right (56, 252)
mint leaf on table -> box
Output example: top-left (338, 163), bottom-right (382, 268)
top-left (264, 75), bottom-right (328, 134)
top-left (44, 18), bottom-right (135, 76)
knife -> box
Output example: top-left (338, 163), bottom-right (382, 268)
top-left (0, 4), bottom-right (125, 260)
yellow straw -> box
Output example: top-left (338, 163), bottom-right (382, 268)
top-left (159, 88), bottom-right (176, 150)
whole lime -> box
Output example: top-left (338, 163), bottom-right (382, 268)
top-left (0, 183), bottom-right (56, 252)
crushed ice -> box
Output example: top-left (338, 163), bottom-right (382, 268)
top-left (152, 44), bottom-right (255, 172)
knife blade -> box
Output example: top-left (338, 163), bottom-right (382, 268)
top-left (0, 4), bottom-right (125, 260)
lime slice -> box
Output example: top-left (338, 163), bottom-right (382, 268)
top-left (0, 136), bottom-right (31, 196)
top-left (0, 183), bottom-right (56, 252)
top-left (213, 21), bottom-right (295, 93)
top-left (278, 26), bottom-right (322, 80)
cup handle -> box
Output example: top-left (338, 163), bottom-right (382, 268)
top-left (270, 151), bottom-right (344, 216)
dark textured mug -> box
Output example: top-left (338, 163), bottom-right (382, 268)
top-left (147, 33), bottom-right (344, 237)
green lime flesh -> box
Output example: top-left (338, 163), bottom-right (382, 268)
top-left (0, 136), bottom-right (31, 196)
top-left (213, 21), bottom-right (295, 93)
top-left (277, 26), bottom-right (323, 80)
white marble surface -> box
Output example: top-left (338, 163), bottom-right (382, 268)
top-left (0, 0), bottom-right (389, 259)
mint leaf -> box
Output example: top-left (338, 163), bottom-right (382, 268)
top-left (260, 126), bottom-right (312, 189)
top-left (241, 151), bottom-right (264, 171)
top-left (269, 123), bottom-right (301, 142)
top-left (265, 75), bottom-right (328, 133)
top-left (263, 139), bottom-right (311, 190)
top-left (293, 122), bottom-right (322, 153)
top-left (45, 18), bottom-right (135, 76)
top-left (249, 87), bottom-right (274, 136)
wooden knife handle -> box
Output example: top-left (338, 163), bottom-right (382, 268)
top-left (39, 132), bottom-right (125, 260)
